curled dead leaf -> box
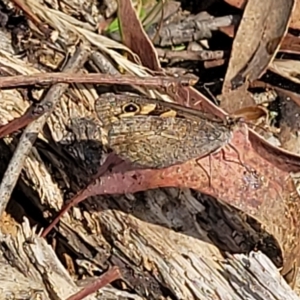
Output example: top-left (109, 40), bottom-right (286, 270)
top-left (232, 105), bottom-right (268, 122)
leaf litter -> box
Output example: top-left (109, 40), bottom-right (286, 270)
top-left (1, 0), bottom-right (300, 299)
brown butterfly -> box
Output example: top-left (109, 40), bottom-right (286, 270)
top-left (95, 93), bottom-right (237, 168)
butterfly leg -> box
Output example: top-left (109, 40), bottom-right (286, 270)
top-left (195, 155), bottom-right (213, 188)
top-left (227, 118), bottom-right (252, 169)
top-left (221, 143), bottom-right (252, 174)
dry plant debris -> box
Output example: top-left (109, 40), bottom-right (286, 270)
top-left (1, 0), bottom-right (300, 299)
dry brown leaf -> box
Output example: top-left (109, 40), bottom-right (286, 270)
top-left (290, 0), bottom-right (300, 29)
top-left (225, 0), bottom-right (300, 30)
top-left (231, 105), bottom-right (268, 121)
top-left (280, 33), bottom-right (300, 54)
top-left (76, 125), bottom-right (300, 286)
top-left (117, 0), bottom-right (161, 71)
top-left (269, 59), bottom-right (300, 84)
top-left (220, 0), bottom-right (295, 113)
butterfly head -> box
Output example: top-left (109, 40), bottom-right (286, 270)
top-left (225, 115), bottom-right (245, 130)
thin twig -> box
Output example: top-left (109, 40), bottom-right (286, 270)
top-left (0, 72), bottom-right (197, 138)
top-left (66, 267), bottom-right (121, 300)
top-left (0, 44), bottom-right (90, 216)
top-left (0, 73), bottom-right (197, 88)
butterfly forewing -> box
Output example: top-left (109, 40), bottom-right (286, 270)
top-left (95, 93), bottom-right (233, 168)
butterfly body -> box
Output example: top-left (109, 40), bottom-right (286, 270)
top-left (95, 94), bottom-right (234, 168)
